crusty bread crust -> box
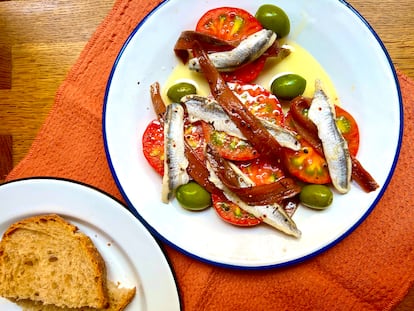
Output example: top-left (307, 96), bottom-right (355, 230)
top-left (0, 214), bottom-right (108, 309)
top-left (15, 281), bottom-right (136, 311)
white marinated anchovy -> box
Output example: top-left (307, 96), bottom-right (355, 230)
top-left (227, 161), bottom-right (255, 187)
top-left (182, 94), bottom-right (245, 139)
top-left (189, 29), bottom-right (276, 72)
top-left (162, 103), bottom-right (189, 203)
top-left (308, 81), bottom-right (352, 193)
top-left (182, 94), bottom-right (300, 150)
top-left (205, 156), bottom-right (301, 238)
top-left (259, 118), bottom-right (301, 151)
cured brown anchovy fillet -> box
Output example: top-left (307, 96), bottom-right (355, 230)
top-left (191, 41), bottom-right (283, 159)
top-left (206, 147), bottom-right (301, 238)
top-left (182, 94), bottom-right (300, 150)
top-left (150, 82), bottom-right (166, 118)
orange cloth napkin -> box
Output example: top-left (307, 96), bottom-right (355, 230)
top-left (5, 0), bottom-right (414, 309)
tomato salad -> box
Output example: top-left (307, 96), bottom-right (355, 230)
top-left (142, 5), bottom-right (378, 237)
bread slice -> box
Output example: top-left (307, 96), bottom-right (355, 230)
top-left (0, 214), bottom-right (108, 309)
top-left (15, 281), bottom-right (136, 311)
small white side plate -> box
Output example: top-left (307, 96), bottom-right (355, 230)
top-left (0, 178), bottom-right (180, 311)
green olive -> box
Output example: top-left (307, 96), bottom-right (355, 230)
top-left (299, 184), bottom-right (333, 210)
top-left (255, 4), bottom-right (290, 38)
top-left (176, 181), bottom-right (212, 211)
top-left (167, 82), bottom-right (196, 103)
top-left (270, 74), bottom-right (307, 100)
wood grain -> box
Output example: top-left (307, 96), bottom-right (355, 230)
top-left (0, 1), bottom-right (413, 309)
top-left (0, 44), bottom-right (11, 89)
top-left (350, 0), bottom-right (414, 78)
top-left (0, 0), bottom-right (116, 166)
top-left (0, 134), bottom-right (12, 181)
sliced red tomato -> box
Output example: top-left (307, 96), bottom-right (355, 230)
top-left (237, 156), bottom-right (285, 185)
top-left (184, 121), bottom-right (206, 160)
top-left (335, 105), bottom-right (359, 156)
top-left (196, 7), bottom-right (262, 41)
top-left (282, 105), bottom-right (360, 184)
top-left (142, 119), bottom-right (206, 175)
top-left (142, 119), bottom-right (164, 176)
top-left (195, 7), bottom-right (266, 83)
top-left (228, 82), bottom-right (285, 125)
top-left (202, 83), bottom-right (284, 161)
top-left (202, 122), bottom-right (259, 161)
top-left (222, 58), bottom-right (267, 84)
top-left (282, 113), bottom-right (331, 184)
top-left (212, 193), bottom-right (261, 227)
top-left (283, 139), bottom-right (331, 184)
top-left (212, 156), bottom-right (286, 227)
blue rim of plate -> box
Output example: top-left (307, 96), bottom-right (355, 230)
top-left (102, 0), bottom-right (403, 270)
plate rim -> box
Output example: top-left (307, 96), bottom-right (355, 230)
top-left (0, 177), bottom-right (182, 310)
top-left (102, 0), bottom-right (404, 270)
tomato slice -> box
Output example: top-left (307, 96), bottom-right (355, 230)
top-left (335, 105), bottom-right (359, 157)
top-left (195, 7), bottom-right (266, 83)
top-left (282, 113), bottom-right (331, 184)
top-left (202, 122), bottom-right (259, 161)
top-left (212, 157), bottom-right (288, 227)
top-left (221, 56), bottom-right (266, 83)
top-left (228, 82), bottom-right (285, 125)
top-left (184, 121), bottom-right (206, 160)
top-left (142, 119), bottom-right (164, 176)
top-left (237, 156), bottom-right (285, 185)
top-left (196, 7), bottom-right (262, 41)
top-left (142, 119), bottom-right (206, 175)
top-left (202, 83), bottom-right (284, 161)
top-left (212, 194), bottom-right (261, 227)
top-left (212, 156), bottom-right (287, 227)
top-left (283, 139), bottom-right (331, 184)
top-left (282, 105), bottom-right (360, 184)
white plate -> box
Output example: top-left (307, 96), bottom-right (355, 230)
top-left (103, 0), bottom-right (402, 268)
top-left (0, 178), bottom-right (180, 310)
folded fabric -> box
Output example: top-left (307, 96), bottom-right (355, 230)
top-left (5, 0), bottom-right (414, 309)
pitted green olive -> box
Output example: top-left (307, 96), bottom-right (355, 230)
top-left (299, 184), bottom-right (333, 210)
top-left (176, 181), bottom-right (212, 211)
top-left (255, 4), bottom-right (290, 38)
top-left (271, 74), bottom-right (307, 100)
top-left (167, 82), bottom-right (196, 103)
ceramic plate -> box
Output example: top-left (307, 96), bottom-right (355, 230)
top-left (0, 178), bottom-right (180, 310)
top-left (103, 0), bottom-right (402, 268)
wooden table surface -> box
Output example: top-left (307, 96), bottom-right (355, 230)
top-left (0, 0), bottom-right (413, 309)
